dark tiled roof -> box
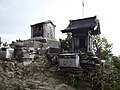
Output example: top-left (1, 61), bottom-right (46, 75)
top-left (31, 20), bottom-right (56, 27)
top-left (61, 16), bottom-right (101, 35)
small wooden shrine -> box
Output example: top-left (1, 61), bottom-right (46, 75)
top-left (61, 16), bottom-right (101, 53)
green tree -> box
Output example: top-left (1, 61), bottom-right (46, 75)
top-left (16, 39), bottom-right (24, 42)
top-left (0, 38), bottom-right (2, 47)
top-left (97, 56), bottom-right (120, 90)
top-left (9, 41), bottom-right (16, 47)
top-left (59, 33), bottom-right (72, 51)
top-left (3, 42), bottom-right (8, 47)
top-left (93, 35), bottom-right (113, 60)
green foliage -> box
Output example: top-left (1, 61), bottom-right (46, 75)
top-left (9, 41), bottom-right (16, 46)
top-left (0, 38), bottom-right (2, 47)
top-left (9, 39), bottom-right (25, 46)
top-left (16, 39), bottom-right (24, 42)
top-left (58, 73), bottom-right (89, 90)
top-left (3, 42), bottom-right (8, 47)
top-left (59, 33), bottom-right (72, 51)
top-left (94, 56), bottom-right (120, 90)
top-left (93, 35), bottom-right (113, 60)
top-left (112, 56), bottom-right (120, 70)
top-left (68, 57), bottom-right (119, 90)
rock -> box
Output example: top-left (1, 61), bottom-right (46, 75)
top-left (55, 84), bottom-right (76, 90)
top-left (7, 71), bottom-right (14, 78)
top-left (0, 56), bottom-right (77, 90)
top-left (0, 77), bottom-right (2, 82)
top-left (26, 81), bottom-right (39, 89)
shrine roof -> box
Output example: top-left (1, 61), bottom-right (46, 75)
top-left (30, 20), bottom-right (56, 27)
top-left (61, 16), bottom-right (101, 35)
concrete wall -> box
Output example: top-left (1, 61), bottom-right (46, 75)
top-left (43, 22), bottom-right (55, 39)
top-left (31, 21), bottom-right (55, 39)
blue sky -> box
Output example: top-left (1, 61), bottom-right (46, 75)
top-left (0, 0), bottom-right (120, 55)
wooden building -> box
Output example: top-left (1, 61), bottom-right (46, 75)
top-left (61, 16), bottom-right (101, 53)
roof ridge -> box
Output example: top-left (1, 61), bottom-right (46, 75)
top-left (69, 16), bottom-right (96, 22)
